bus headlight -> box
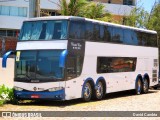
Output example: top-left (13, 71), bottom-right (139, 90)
top-left (48, 87), bottom-right (64, 92)
top-left (14, 86), bottom-right (23, 91)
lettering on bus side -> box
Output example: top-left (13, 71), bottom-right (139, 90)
top-left (68, 41), bottom-right (85, 56)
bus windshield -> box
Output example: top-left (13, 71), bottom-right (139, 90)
top-left (15, 50), bottom-right (64, 81)
top-left (19, 20), bottom-right (68, 40)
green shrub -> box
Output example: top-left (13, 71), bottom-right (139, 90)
top-left (0, 85), bottom-right (14, 106)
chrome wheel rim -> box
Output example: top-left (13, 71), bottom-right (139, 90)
top-left (143, 79), bottom-right (148, 92)
top-left (137, 80), bottom-right (141, 94)
top-left (96, 82), bottom-right (103, 98)
top-left (84, 83), bottom-right (91, 99)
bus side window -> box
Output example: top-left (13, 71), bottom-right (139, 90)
top-left (99, 25), bottom-right (105, 42)
top-left (93, 23), bottom-right (100, 41)
top-left (104, 25), bottom-right (112, 42)
top-left (66, 56), bottom-right (83, 80)
top-left (111, 27), bottom-right (123, 44)
top-left (52, 23), bottom-right (62, 39)
top-left (69, 21), bottom-right (85, 40)
top-left (85, 21), bottom-right (94, 41)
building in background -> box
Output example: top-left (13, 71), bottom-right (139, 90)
top-left (93, 0), bottom-right (136, 22)
top-left (0, 0), bottom-right (136, 54)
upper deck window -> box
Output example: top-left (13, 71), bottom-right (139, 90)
top-left (69, 21), bottom-right (85, 40)
top-left (19, 20), bottom-right (68, 41)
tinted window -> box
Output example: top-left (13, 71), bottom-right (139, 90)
top-left (99, 25), bottom-right (105, 41)
top-left (123, 29), bottom-right (138, 45)
top-left (97, 57), bottom-right (137, 73)
top-left (19, 20), bottom-right (68, 40)
top-left (111, 27), bottom-right (123, 43)
top-left (69, 21), bottom-right (85, 40)
top-left (66, 55), bottom-right (83, 80)
top-left (136, 32), bottom-right (157, 47)
top-left (93, 23), bottom-right (100, 41)
top-left (143, 32), bottom-right (157, 47)
top-left (149, 34), bottom-right (157, 47)
top-left (104, 25), bottom-right (112, 42)
top-left (85, 22), bottom-right (94, 40)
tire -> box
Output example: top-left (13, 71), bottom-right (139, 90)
top-left (142, 78), bottom-right (149, 94)
top-left (95, 81), bottom-right (104, 100)
top-left (153, 86), bottom-right (158, 90)
top-left (135, 79), bottom-right (142, 95)
top-left (82, 82), bottom-right (92, 102)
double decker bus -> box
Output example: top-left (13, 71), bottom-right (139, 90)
top-left (2, 16), bottom-right (158, 102)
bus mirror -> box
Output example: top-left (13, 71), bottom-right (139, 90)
top-left (2, 51), bottom-right (15, 68)
top-left (59, 50), bottom-right (68, 68)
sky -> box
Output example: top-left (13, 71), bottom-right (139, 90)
top-left (137, 0), bottom-right (157, 13)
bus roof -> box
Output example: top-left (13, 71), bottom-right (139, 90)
top-left (24, 16), bottom-right (157, 34)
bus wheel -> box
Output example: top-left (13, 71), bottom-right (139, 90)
top-left (142, 78), bottom-right (149, 94)
top-left (135, 79), bottom-right (142, 95)
top-left (95, 81), bottom-right (104, 100)
top-left (82, 82), bottom-right (92, 102)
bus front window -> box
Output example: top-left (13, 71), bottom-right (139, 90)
top-left (19, 20), bottom-right (68, 41)
top-left (15, 50), bottom-right (64, 81)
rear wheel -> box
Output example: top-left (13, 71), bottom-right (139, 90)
top-left (142, 78), bottom-right (149, 94)
top-left (82, 82), bottom-right (92, 102)
top-left (95, 81), bottom-right (104, 100)
top-left (135, 79), bottom-right (142, 95)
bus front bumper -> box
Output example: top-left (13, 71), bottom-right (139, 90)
top-left (14, 89), bottom-right (65, 100)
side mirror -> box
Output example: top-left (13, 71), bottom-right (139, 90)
top-left (2, 51), bottom-right (15, 68)
top-left (59, 50), bottom-right (68, 68)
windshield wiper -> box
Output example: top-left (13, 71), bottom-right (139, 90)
top-left (17, 74), bottom-right (31, 81)
top-left (25, 74), bottom-right (31, 80)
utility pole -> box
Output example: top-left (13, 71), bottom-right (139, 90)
top-left (35, 0), bottom-right (40, 17)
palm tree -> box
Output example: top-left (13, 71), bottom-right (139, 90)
top-left (80, 2), bottom-right (112, 22)
top-left (58, 0), bottom-right (87, 16)
top-left (58, 0), bottom-right (112, 22)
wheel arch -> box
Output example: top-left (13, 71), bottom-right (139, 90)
top-left (81, 77), bottom-right (95, 98)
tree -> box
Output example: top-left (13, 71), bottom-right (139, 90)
top-left (80, 2), bottom-right (112, 22)
top-left (123, 7), bottom-right (149, 28)
top-left (146, 4), bottom-right (160, 39)
top-left (58, 0), bottom-right (87, 16)
top-left (58, 0), bottom-right (112, 22)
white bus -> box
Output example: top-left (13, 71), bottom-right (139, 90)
top-left (2, 16), bottom-right (159, 102)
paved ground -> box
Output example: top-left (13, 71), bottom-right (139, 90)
top-left (0, 89), bottom-right (160, 120)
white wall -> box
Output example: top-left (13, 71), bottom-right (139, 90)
top-left (0, 16), bottom-right (26, 29)
top-left (0, 0), bottom-right (29, 29)
top-left (0, 58), bottom-right (14, 88)
top-left (104, 3), bottom-right (135, 16)
top-left (0, 0), bottom-right (28, 7)
top-left (40, 0), bottom-right (59, 10)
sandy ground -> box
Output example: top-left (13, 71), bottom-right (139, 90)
top-left (0, 89), bottom-right (160, 120)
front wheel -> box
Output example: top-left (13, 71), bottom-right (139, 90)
top-left (142, 79), bottom-right (149, 94)
top-left (95, 81), bottom-right (104, 100)
top-left (82, 82), bottom-right (92, 102)
top-left (135, 79), bottom-right (142, 95)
